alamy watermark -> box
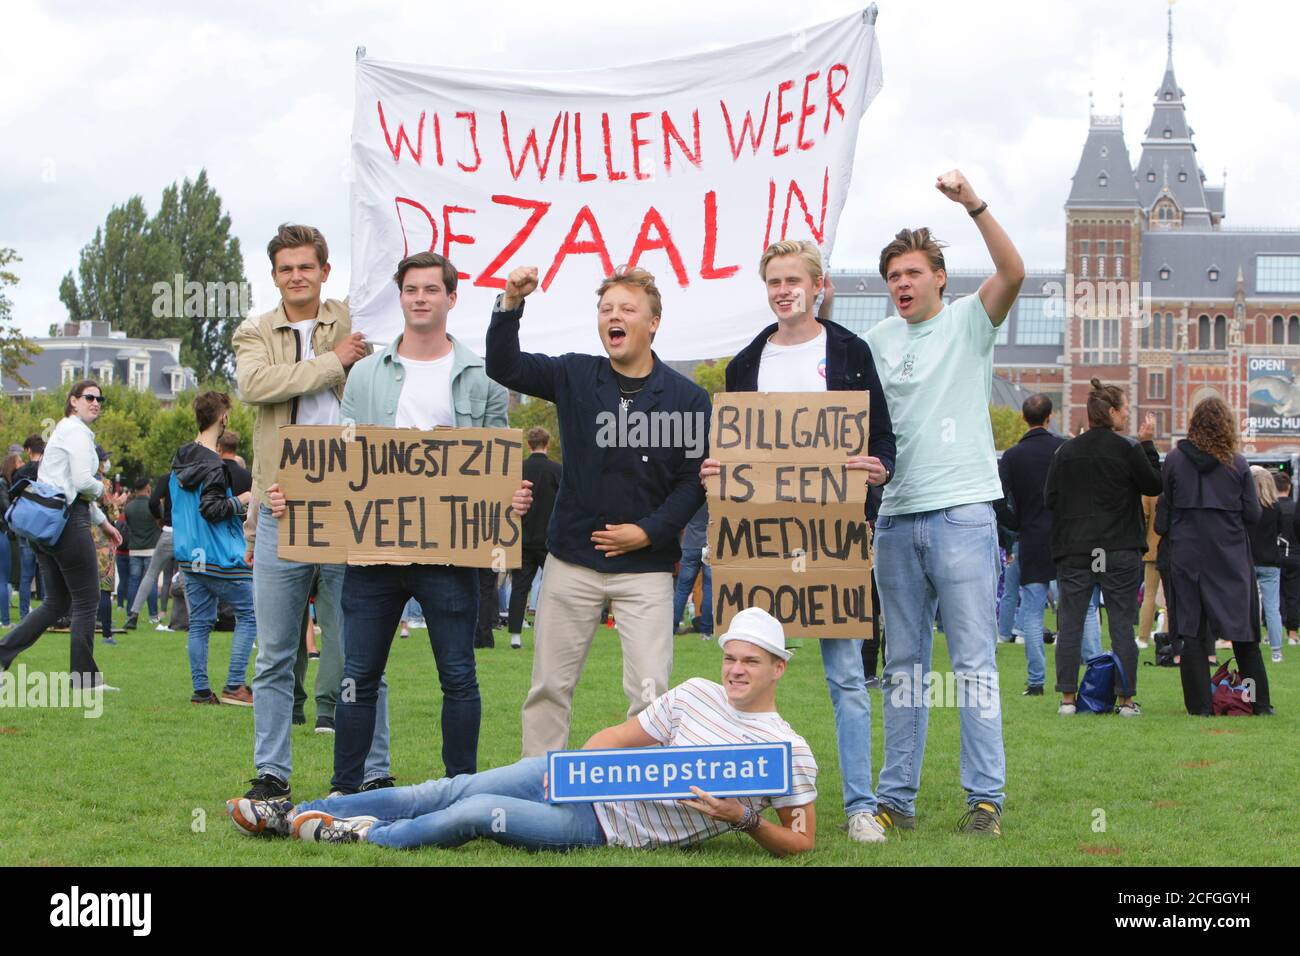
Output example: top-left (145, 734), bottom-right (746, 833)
top-left (0, 665), bottom-right (105, 718)
top-left (152, 274), bottom-right (252, 320)
top-left (595, 406), bottom-right (707, 458)
top-left (886, 664), bottom-right (1001, 719)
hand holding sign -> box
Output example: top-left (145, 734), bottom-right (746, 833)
top-left (512, 479), bottom-right (534, 517)
top-left (845, 454), bottom-right (888, 486)
top-left (501, 266), bottom-right (539, 312)
top-left (679, 786), bottom-right (746, 825)
top-left (699, 457), bottom-right (722, 483)
top-left (266, 482), bottom-right (287, 519)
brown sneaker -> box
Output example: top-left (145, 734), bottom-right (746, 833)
top-left (220, 685), bottom-right (254, 707)
top-left (191, 690), bottom-right (220, 705)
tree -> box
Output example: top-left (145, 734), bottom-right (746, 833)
top-left (989, 403), bottom-right (1025, 451)
top-left (58, 196), bottom-right (179, 339)
top-left (692, 357), bottom-right (731, 398)
top-left (152, 170), bottom-right (250, 379)
top-left (509, 397), bottom-right (561, 461)
top-left (0, 248), bottom-right (41, 386)
top-left (58, 170), bottom-right (250, 381)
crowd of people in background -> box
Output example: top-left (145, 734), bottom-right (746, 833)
top-left (0, 171), bottom-right (1288, 860)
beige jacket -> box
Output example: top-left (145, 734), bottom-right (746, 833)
top-left (233, 298), bottom-right (356, 546)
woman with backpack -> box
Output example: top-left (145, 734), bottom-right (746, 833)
top-left (0, 380), bottom-right (124, 690)
top-left (1248, 466), bottom-right (1285, 664)
top-left (1044, 378), bottom-right (1163, 717)
top-left (1158, 398), bottom-right (1273, 716)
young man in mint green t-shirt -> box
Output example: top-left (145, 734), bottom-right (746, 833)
top-left (863, 170), bottom-right (1025, 838)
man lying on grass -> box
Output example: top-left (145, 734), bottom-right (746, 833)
top-left (226, 608), bottom-right (818, 856)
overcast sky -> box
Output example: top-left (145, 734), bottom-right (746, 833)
top-left (3, 0), bottom-right (1298, 353)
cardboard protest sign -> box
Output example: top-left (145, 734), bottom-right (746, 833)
top-left (348, 10), bottom-right (883, 358)
top-left (706, 392), bottom-right (872, 638)
top-left (274, 425), bottom-right (523, 568)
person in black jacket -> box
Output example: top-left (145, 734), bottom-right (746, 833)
top-left (507, 426), bottom-right (562, 650)
top-left (487, 264), bottom-right (708, 757)
top-left (1273, 472), bottom-right (1300, 646)
top-left (998, 394), bottom-right (1066, 695)
top-left (1159, 398), bottom-right (1271, 714)
top-left (1045, 378), bottom-right (1162, 716)
top-left (1248, 466), bottom-right (1284, 663)
top-left (698, 239), bottom-right (895, 843)
top-left (124, 473), bottom-right (175, 630)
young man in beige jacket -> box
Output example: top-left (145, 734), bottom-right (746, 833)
top-left (232, 223), bottom-right (390, 802)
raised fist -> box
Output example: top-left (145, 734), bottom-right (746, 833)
top-left (936, 169), bottom-right (981, 212)
top-left (502, 266), bottom-right (540, 311)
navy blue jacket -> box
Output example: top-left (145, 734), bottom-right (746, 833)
top-left (997, 426), bottom-right (1066, 585)
top-left (725, 317), bottom-right (896, 521)
top-left (486, 301), bottom-right (708, 574)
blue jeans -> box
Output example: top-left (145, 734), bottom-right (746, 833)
top-left (115, 553), bottom-right (131, 608)
top-left (127, 554), bottom-right (158, 618)
top-left (334, 562), bottom-right (480, 792)
top-left (1257, 566), bottom-right (1283, 652)
top-left (672, 548), bottom-right (713, 634)
top-left (184, 571), bottom-right (256, 693)
top-left (874, 502), bottom-right (1006, 813)
top-left (295, 757), bottom-right (605, 851)
top-left (1082, 586), bottom-right (1102, 660)
top-left (820, 637), bottom-right (876, 815)
top-left (1020, 582), bottom-right (1051, 687)
top-left (997, 544), bottom-right (1023, 638)
top-left (252, 506), bottom-right (390, 785)
top-left (18, 540), bottom-right (40, 618)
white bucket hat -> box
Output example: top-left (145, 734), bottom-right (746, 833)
top-left (717, 608), bottom-right (792, 661)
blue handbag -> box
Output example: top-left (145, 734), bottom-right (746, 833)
top-left (4, 477), bottom-right (72, 548)
top-left (1077, 651), bottom-right (1127, 714)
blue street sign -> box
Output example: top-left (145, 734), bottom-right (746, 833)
top-left (547, 742), bottom-right (792, 803)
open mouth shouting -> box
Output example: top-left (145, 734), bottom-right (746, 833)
top-left (606, 325), bottom-right (627, 346)
top-left (897, 292), bottom-right (915, 312)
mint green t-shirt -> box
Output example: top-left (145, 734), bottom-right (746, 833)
top-left (865, 293), bottom-right (1004, 517)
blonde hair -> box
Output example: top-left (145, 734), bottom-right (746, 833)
top-left (596, 266), bottom-right (662, 318)
top-left (1252, 465), bottom-right (1278, 508)
top-left (759, 240), bottom-right (824, 282)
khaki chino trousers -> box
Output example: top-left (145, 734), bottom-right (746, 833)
top-left (521, 555), bottom-right (673, 756)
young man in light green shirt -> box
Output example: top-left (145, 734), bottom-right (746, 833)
top-left (863, 170), bottom-right (1025, 838)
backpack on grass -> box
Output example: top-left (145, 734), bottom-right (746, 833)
top-left (1077, 652), bottom-right (1128, 714)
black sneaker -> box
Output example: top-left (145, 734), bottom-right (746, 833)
top-left (360, 776), bottom-right (396, 792)
top-left (1023, 685), bottom-right (1044, 696)
top-left (314, 715), bottom-right (335, 735)
top-left (243, 773), bottom-right (291, 802)
top-left (957, 801), bottom-right (1002, 837)
top-left (1043, 629), bottom-right (1056, 646)
top-left (873, 804), bottom-right (916, 831)
top-left (123, 613), bottom-right (139, 632)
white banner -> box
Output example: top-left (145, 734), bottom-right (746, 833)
top-left (349, 9), bottom-right (882, 359)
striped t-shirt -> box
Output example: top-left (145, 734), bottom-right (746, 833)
top-left (593, 678), bottom-right (817, 849)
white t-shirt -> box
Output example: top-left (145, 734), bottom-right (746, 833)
top-left (756, 328), bottom-right (828, 392)
top-left (395, 352), bottom-right (455, 429)
top-left (593, 678), bottom-right (818, 849)
top-left (287, 318), bottom-right (341, 427)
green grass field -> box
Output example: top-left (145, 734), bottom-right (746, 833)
top-left (0, 600), bottom-right (1295, 867)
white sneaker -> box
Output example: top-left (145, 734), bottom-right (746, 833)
top-left (155, 624), bottom-right (173, 632)
top-left (846, 811), bottom-right (887, 844)
top-left (1117, 701), bottom-right (1142, 717)
top-left (1288, 637), bottom-right (1299, 646)
top-left (1135, 638), bottom-right (1149, 650)
top-left (1272, 650), bottom-right (1283, 664)
top-left (1058, 702), bottom-right (1076, 715)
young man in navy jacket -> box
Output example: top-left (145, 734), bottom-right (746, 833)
top-left (700, 240), bottom-right (896, 843)
top-left (487, 265), bottom-right (709, 757)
